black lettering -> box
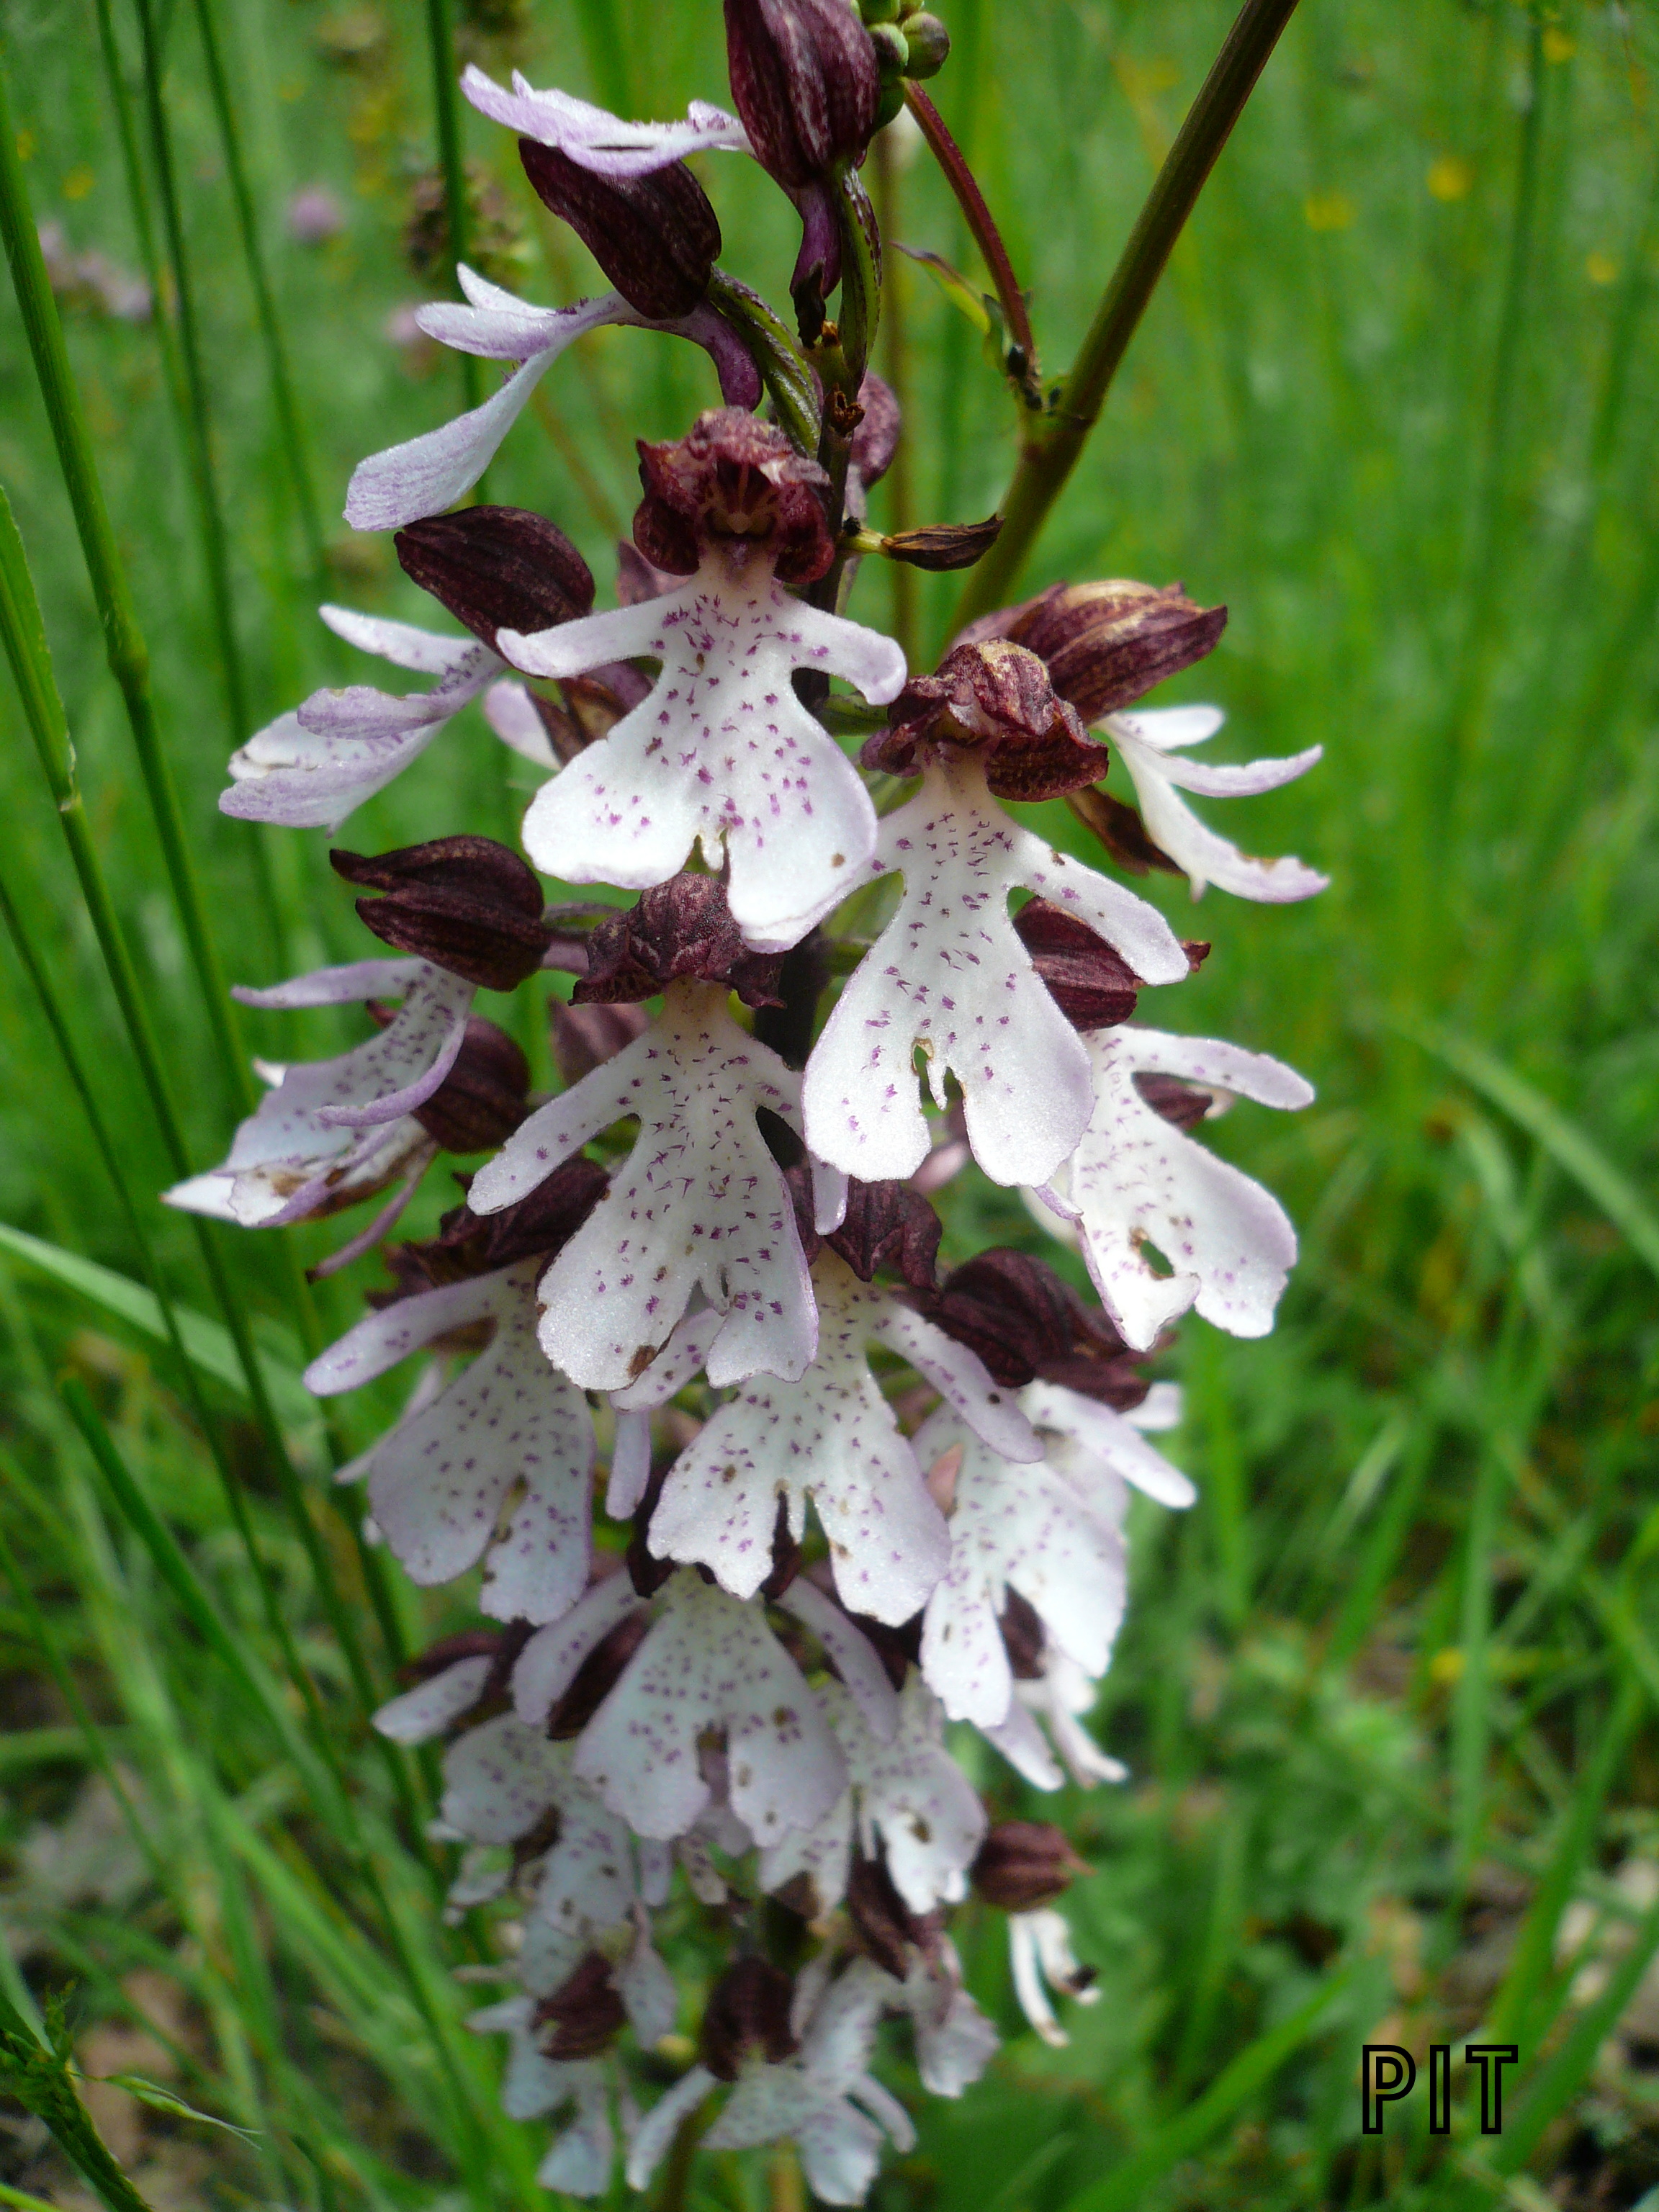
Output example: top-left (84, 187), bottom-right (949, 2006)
top-left (1362, 2044), bottom-right (1416, 2134)
top-left (1465, 2045), bottom-right (1519, 2135)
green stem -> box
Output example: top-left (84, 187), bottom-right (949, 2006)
top-left (127, 0), bottom-right (253, 747)
top-left (0, 1981), bottom-right (158, 2212)
top-left (426, 0), bottom-right (482, 410)
top-left (953, 0), bottom-right (1301, 624)
top-left (90, 0), bottom-right (188, 427)
top-left (903, 82), bottom-right (1037, 383)
top-left (0, 47), bottom-right (256, 1115)
top-left (873, 118), bottom-right (919, 664)
top-left (189, 0), bottom-right (328, 577)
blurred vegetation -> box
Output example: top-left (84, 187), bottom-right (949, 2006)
top-left (1, 0), bottom-right (1658, 2206)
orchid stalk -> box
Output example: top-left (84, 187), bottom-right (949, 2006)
top-left (184, 0), bottom-right (1318, 2195)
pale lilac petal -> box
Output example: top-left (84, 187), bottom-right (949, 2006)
top-left (1112, 719), bottom-right (1328, 902)
top-left (605, 1408), bottom-right (654, 1519)
top-left (575, 1573), bottom-right (845, 1843)
top-left (979, 1696), bottom-right (1064, 1790)
top-left (372, 1654), bottom-right (492, 1743)
top-left (1020, 1378), bottom-right (1196, 1509)
top-left (916, 1396), bottom-right (1137, 1726)
top-left (508, 560), bottom-right (898, 947)
top-left (1061, 1025), bottom-right (1313, 1348)
top-left (869, 1296), bottom-right (1040, 1464)
top-left (233, 958), bottom-right (425, 1011)
top-left (619, 1932), bottom-right (678, 2044)
top-left (1132, 1380), bottom-right (1183, 1432)
top-left (1144, 742), bottom-right (1323, 800)
top-left (838, 1675), bottom-right (986, 1914)
top-left (220, 709), bottom-right (447, 832)
top-left (441, 1711), bottom-right (568, 1842)
top-left (319, 603), bottom-right (482, 675)
top-left (172, 966), bottom-right (473, 1226)
top-left (346, 350), bottom-right (558, 530)
top-left (464, 65), bottom-right (751, 174)
top-left (803, 757), bottom-right (1184, 1188)
top-left (304, 1267), bottom-right (505, 1393)
top-left (625, 2068), bottom-right (716, 2193)
top-left (1110, 703), bottom-right (1225, 751)
top-left (485, 679), bottom-right (559, 770)
top-left (757, 1783), bottom-right (853, 1916)
top-left (778, 1578), bottom-right (898, 1742)
top-left (477, 985), bottom-right (815, 1393)
top-left (534, 2069), bottom-right (613, 2197)
top-left (513, 1571), bottom-right (644, 1724)
top-left (648, 1257), bottom-right (948, 1624)
top-left (222, 629), bottom-right (495, 830)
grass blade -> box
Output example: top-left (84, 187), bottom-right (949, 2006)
top-left (0, 1218), bottom-right (308, 1424)
top-left (1058, 1964), bottom-right (1354, 2212)
top-left (1403, 1020), bottom-right (1659, 1283)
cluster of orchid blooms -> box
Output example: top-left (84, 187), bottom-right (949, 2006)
top-left (167, 1), bottom-right (1326, 2197)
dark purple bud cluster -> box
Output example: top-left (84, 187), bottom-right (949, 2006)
top-left (574, 873), bottom-right (786, 1010)
top-left (970, 578), bottom-right (1228, 724)
top-left (634, 407), bottom-right (835, 585)
top-left (864, 639), bottom-right (1110, 801)
top-left (394, 505), bottom-right (594, 653)
top-left (331, 836), bottom-right (554, 992)
top-left (518, 143), bottom-right (723, 320)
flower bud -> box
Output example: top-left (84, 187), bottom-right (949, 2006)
top-left (877, 515), bottom-right (1002, 571)
top-left (394, 505), bottom-right (594, 655)
top-left (971, 1822), bottom-right (1087, 1912)
top-left (331, 836), bottom-right (553, 992)
top-left (724, 0), bottom-right (881, 190)
top-left (1135, 1071), bottom-right (1215, 1132)
top-left (574, 873), bottom-right (786, 1010)
top-left (1004, 580), bottom-right (1227, 724)
top-left (701, 1956), bottom-right (799, 2080)
top-left (848, 1851), bottom-right (939, 1977)
top-left (927, 1249), bottom-right (1073, 1386)
top-left (532, 1951), bottom-right (628, 2060)
top-left (1065, 784), bottom-right (1182, 878)
top-left (547, 1606), bottom-right (652, 1739)
top-left (550, 998), bottom-right (652, 1086)
top-left (868, 19), bottom-right (908, 69)
top-left (1012, 899), bottom-right (1141, 1031)
top-left (634, 407), bottom-right (835, 586)
top-left (413, 1017), bottom-right (531, 1153)
top-left (999, 1588), bottom-right (1046, 1679)
top-left (790, 1172), bottom-right (944, 1288)
top-left (863, 639), bottom-right (1107, 801)
top-left (517, 140), bottom-right (722, 320)
top-left (382, 1155), bottom-right (608, 1297)
top-left (901, 12), bottom-right (949, 76)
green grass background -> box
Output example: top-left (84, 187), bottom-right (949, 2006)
top-left (2, 0), bottom-right (1658, 2205)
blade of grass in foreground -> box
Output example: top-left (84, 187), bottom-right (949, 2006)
top-left (189, 0), bottom-right (328, 578)
top-left (1404, 1019), bottom-right (1659, 1282)
top-left (0, 1983), bottom-right (158, 2212)
top-left (1058, 1964), bottom-right (1354, 2212)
